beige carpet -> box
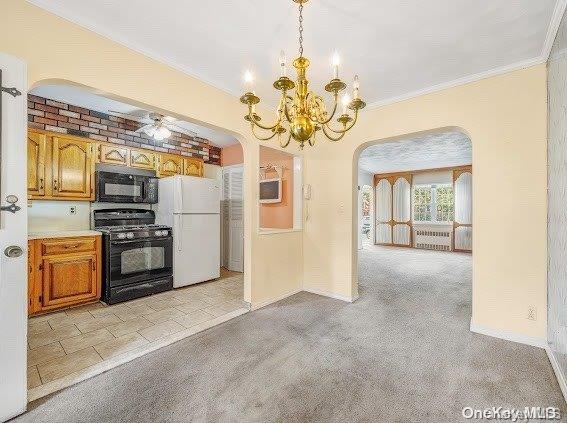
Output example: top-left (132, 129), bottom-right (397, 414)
top-left (15, 246), bottom-right (566, 422)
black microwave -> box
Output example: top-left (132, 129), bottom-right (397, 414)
top-left (96, 171), bottom-right (158, 204)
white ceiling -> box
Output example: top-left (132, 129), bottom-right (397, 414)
top-left (28, 0), bottom-right (563, 108)
top-left (30, 84), bottom-right (239, 147)
top-left (358, 131), bottom-right (471, 174)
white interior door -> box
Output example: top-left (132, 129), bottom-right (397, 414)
top-left (0, 53), bottom-right (28, 421)
top-left (223, 166), bottom-right (244, 273)
top-left (221, 172), bottom-right (230, 268)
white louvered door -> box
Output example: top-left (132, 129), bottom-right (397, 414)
top-left (222, 166), bottom-right (244, 272)
top-left (221, 172), bottom-right (230, 267)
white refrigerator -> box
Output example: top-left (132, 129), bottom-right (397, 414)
top-left (155, 175), bottom-right (220, 288)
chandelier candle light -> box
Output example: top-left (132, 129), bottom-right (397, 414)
top-left (240, 0), bottom-right (366, 149)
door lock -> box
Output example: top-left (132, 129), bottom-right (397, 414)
top-left (4, 245), bottom-right (23, 258)
top-left (0, 194), bottom-right (20, 214)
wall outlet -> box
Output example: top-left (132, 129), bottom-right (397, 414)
top-left (69, 206), bottom-right (76, 215)
top-left (527, 306), bottom-right (537, 321)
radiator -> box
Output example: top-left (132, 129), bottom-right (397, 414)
top-left (413, 228), bottom-right (452, 251)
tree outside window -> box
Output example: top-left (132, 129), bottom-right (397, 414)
top-left (413, 184), bottom-right (454, 223)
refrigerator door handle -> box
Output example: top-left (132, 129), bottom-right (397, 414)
top-left (174, 176), bottom-right (183, 214)
top-left (175, 214), bottom-right (183, 252)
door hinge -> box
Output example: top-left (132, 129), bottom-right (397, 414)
top-left (38, 263), bottom-right (43, 271)
top-left (38, 294), bottom-right (42, 303)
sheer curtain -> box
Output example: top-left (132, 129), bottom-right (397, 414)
top-left (375, 179), bottom-right (392, 244)
top-left (392, 178), bottom-right (411, 245)
top-left (454, 171), bottom-right (472, 251)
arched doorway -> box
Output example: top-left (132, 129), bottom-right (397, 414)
top-left (25, 80), bottom-right (251, 398)
top-left (353, 129), bottom-right (473, 307)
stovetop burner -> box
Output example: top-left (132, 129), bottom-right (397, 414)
top-left (93, 209), bottom-right (172, 240)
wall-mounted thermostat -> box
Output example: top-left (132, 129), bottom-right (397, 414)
top-left (303, 184), bottom-right (311, 200)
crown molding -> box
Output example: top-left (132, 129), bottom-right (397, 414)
top-left (542, 0), bottom-right (567, 61)
top-left (366, 56), bottom-right (545, 110)
top-left (26, 0), bottom-right (242, 100)
top-left (366, 0), bottom-right (567, 110)
top-left (28, 0), bottom-right (567, 113)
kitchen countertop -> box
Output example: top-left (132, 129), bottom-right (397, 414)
top-left (28, 230), bottom-right (102, 240)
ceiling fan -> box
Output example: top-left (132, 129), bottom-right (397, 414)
top-left (108, 110), bottom-right (196, 141)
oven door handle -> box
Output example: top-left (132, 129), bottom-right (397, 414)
top-left (111, 237), bottom-right (172, 245)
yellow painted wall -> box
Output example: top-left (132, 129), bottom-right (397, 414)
top-left (1, 0), bottom-right (303, 308)
top-left (302, 65), bottom-right (548, 340)
top-left (2, 0), bottom-right (548, 340)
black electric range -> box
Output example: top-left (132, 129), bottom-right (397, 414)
top-left (93, 209), bottom-right (173, 304)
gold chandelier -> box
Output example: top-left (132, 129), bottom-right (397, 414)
top-left (240, 0), bottom-right (366, 150)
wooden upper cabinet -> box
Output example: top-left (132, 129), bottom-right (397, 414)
top-left (157, 153), bottom-right (183, 177)
top-left (130, 148), bottom-right (156, 170)
top-left (98, 144), bottom-right (130, 166)
top-left (52, 136), bottom-right (95, 200)
top-left (27, 132), bottom-right (47, 197)
top-left (184, 157), bottom-right (204, 177)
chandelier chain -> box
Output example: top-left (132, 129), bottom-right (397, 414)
top-left (239, 0), bottom-right (366, 149)
top-left (298, 3), bottom-right (304, 57)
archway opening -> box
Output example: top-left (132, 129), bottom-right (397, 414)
top-left (353, 128), bottom-right (473, 321)
top-left (25, 80), bottom-right (249, 397)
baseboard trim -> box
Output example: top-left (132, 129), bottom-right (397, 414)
top-left (469, 323), bottom-right (546, 348)
top-left (302, 287), bottom-right (358, 303)
top-left (250, 289), bottom-right (302, 311)
top-left (545, 347), bottom-right (567, 403)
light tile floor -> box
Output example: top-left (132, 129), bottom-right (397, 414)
top-left (27, 269), bottom-right (244, 390)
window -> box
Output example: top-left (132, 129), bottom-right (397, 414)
top-left (413, 186), bottom-right (432, 221)
top-left (412, 184), bottom-right (454, 223)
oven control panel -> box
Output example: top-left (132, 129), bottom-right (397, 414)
top-left (110, 228), bottom-right (171, 241)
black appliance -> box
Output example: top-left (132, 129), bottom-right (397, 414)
top-left (93, 209), bottom-right (173, 304)
top-left (96, 170), bottom-right (158, 204)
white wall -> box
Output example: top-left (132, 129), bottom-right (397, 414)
top-left (204, 163), bottom-right (222, 181)
top-left (28, 201), bottom-right (90, 231)
top-left (28, 200), bottom-right (152, 232)
top-left (412, 170), bottom-right (452, 185)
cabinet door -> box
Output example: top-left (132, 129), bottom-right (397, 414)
top-left (184, 157), bottom-right (204, 177)
top-left (52, 136), bottom-right (94, 199)
top-left (41, 253), bottom-right (98, 308)
top-left (27, 132), bottom-right (47, 197)
top-left (98, 144), bottom-right (129, 166)
top-left (130, 148), bottom-right (156, 170)
top-left (157, 153), bottom-right (183, 177)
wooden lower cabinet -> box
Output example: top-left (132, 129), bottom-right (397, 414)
top-left (28, 236), bottom-right (102, 316)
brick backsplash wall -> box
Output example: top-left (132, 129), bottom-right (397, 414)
top-left (27, 94), bottom-right (221, 166)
